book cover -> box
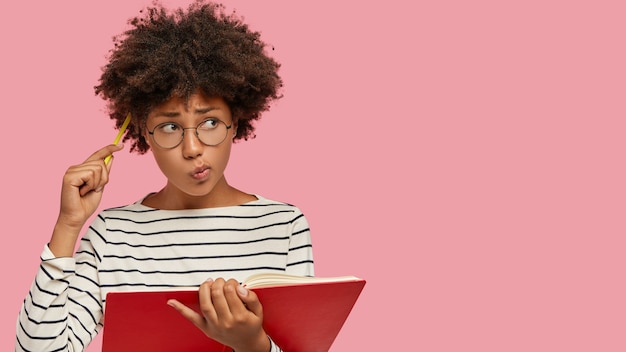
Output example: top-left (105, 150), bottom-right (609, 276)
top-left (102, 275), bottom-right (366, 352)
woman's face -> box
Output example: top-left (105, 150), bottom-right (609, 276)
top-left (144, 91), bottom-right (236, 208)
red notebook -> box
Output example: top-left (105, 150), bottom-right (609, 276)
top-left (102, 273), bottom-right (366, 352)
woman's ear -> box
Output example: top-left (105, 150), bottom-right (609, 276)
top-left (142, 123), bottom-right (153, 148)
top-left (232, 120), bottom-right (238, 140)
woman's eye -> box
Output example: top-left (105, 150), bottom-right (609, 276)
top-left (199, 119), bottom-right (218, 130)
top-left (158, 123), bottom-right (180, 134)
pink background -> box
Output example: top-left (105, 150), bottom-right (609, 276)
top-left (3, 0), bottom-right (625, 351)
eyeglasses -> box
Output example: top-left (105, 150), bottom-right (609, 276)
top-left (147, 118), bottom-right (232, 149)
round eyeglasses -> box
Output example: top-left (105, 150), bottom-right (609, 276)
top-left (147, 118), bottom-right (233, 149)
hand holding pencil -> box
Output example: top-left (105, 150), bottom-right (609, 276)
top-left (50, 113), bottom-right (130, 257)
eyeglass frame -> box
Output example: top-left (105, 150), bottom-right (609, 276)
top-left (147, 118), bottom-right (233, 149)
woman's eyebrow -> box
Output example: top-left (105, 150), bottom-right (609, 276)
top-left (194, 107), bottom-right (220, 114)
top-left (153, 111), bottom-right (181, 118)
top-left (152, 107), bottom-right (220, 118)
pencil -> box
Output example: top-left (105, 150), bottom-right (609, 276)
top-left (104, 112), bottom-right (132, 165)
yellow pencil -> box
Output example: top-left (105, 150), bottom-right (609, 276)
top-left (105, 112), bottom-right (132, 165)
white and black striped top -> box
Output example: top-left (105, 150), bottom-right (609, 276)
top-left (16, 195), bottom-right (314, 352)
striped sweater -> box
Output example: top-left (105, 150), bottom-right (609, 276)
top-left (16, 195), bottom-right (314, 351)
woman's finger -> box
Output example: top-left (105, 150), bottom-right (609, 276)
top-left (223, 279), bottom-right (248, 316)
top-left (84, 143), bottom-right (124, 163)
top-left (207, 278), bottom-right (231, 322)
top-left (198, 278), bottom-right (218, 324)
top-left (167, 299), bottom-right (206, 329)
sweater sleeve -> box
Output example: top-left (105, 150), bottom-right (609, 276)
top-left (15, 217), bottom-right (107, 352)
top-left (284, 208), bottom-right (315, 277)
top-left (264, 208), bottom-right (314, 352)
top-left (269, 336), bottom-right (282, 352)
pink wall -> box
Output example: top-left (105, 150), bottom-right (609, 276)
top-left (4, 0), bottom-right (626, 351)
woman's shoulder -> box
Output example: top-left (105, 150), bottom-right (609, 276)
top-left (98, 195), bottom-right (158, 217)
top-left (246, 195), bottom-right (307, 221)
top-left (247, 195), bottom-right (302, 210)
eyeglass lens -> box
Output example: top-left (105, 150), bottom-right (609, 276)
top-left (151, 119), bottom-right (229, 148)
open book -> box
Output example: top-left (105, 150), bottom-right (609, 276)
top-left (102, 273), bottom-right (366, 352)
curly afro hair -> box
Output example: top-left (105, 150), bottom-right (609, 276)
top-left (94, 0), bottom-right (283, 154)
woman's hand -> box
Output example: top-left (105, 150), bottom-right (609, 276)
top-left (49, 143), bottom-right (124, 257)
top-left (168, 278), bottom-right (271, 352)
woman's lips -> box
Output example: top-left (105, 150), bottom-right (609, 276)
top-left (191, 166), bottom-right (210, 180)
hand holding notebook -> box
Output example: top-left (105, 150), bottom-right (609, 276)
top-left (103, 273), bottom-right (366, 352)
